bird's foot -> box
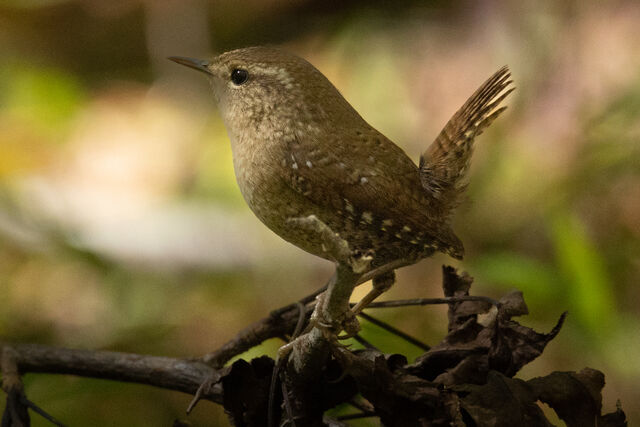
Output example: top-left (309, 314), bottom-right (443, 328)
top-left (310, 314), bottom-right (360, 343)
top-left (309, 292), bottom-right (360, 343)
top-left (276, 339), bottom-right (296, 362)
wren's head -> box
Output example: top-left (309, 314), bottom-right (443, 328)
top-left (170, 47), bottom-right (365, 142)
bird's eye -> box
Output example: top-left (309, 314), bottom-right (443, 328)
top-left (230, 69), bottom-right (249, 85)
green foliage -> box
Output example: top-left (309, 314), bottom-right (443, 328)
top-left (548, 210), bottom-right (618, 337)
top-left (470, 252), bottom-right (562, 315)
top-left (0, 63), bottom-right (85, 138)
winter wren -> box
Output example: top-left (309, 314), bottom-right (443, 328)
top-left (170, 47), bottom-right (512, 300)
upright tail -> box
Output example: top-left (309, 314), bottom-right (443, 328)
top-left (419, 66), bottom-right (514, 217)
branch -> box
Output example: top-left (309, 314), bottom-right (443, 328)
top-left (0, 266), bottom-right (627, 427)
top-left (1, 344), bottom-right (223, 404)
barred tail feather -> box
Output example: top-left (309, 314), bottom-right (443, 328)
top-left (419, 66), bottom-right (514, 217)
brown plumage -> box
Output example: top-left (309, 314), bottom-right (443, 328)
top-left (170, 47), bottom-right (513, 283)
top-left (420, 66), bottom-right (514, 217)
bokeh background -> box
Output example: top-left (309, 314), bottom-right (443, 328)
top-left (1, 0), bottom-right (639, 425)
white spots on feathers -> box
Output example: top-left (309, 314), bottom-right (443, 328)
top-left (344, 199), bottom-right (355, 214)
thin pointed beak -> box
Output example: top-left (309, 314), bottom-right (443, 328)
top-left (168, 56), bottom-right (212, 75)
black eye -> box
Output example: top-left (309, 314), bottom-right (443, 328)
top-left (230, 68), bottom-right (249, 85)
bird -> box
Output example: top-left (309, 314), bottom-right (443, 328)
top-left (170, 47), bottom-right (513, 327)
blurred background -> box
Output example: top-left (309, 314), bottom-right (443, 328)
top-left (1, 0), bottom-right (639, 425)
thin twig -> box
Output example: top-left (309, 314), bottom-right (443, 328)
top-left (362, 295), bottom-right (500, 309)
top-left (21, 397), bottom-right (67, 427)
top-left (357, 312), bottom-right (430, 351)
top-left (352, 334), bottom-right (378, 351)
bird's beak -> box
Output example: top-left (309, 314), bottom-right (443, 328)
top-left (168, 56), bottom-right (212, 75)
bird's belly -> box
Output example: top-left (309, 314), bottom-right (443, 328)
top-left (240, 178), bottom-right (335, 260)
top-left (232, 155), bottom-right (330, 259)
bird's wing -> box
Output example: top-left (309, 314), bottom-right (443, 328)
top-left (279, 128), bottom-right (463, 258)
top-left (419, 66), bottom-right (514, 215)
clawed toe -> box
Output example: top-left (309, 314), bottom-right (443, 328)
top-left (310, 318), bottom-right (334, 329)
top-left (336, 331), bottom-right (357, 340)
top-left (308, 306), bottom-right (361, 344)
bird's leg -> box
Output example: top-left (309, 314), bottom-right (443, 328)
top-left (285, 214), bottom-right (371, 338)
top-left (351, 270), bottom-right (396, 316)
top-left (312, 262), bottom-right (362, 339)
top-left (274, 213), bottom-right (373, 402)
top-left (279, 262), bottom-right (362, 383)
